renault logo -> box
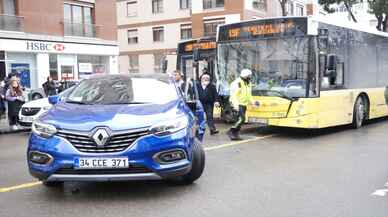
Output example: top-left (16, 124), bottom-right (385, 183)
top-left (92, 129), bottom-right (110, 147)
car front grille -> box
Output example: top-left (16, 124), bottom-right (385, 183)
top-left (21, 107), bottom-right (41, 116)
top-left (55, 165), bottom-right (152, 175)
top-left (56, 128), bottom-right (150, 153)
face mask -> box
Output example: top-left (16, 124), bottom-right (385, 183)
top-left (202, 81), bottom-right (210, 86)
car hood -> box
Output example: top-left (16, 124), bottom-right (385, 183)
top-left (22, 98), bottom-right (50, 108)
top-left (39, 100), bottom-right (186, 131)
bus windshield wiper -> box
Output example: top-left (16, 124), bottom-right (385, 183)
top-left (265, 90), bottom-right (296, 101)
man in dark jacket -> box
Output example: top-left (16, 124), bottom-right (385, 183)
top-left (42, 76), bottom-right (57, 96)
top-left (197, 73), bottom-right (220, 135)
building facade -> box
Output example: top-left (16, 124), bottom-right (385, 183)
top-left (117, 0), bottom-right (308, 74)
top-left (0, 0), bottom-right (118, 90)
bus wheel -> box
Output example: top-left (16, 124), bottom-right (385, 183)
top-left (352, 96), bottom-right (367, 129)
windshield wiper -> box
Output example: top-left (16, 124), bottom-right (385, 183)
top-left (65, 100), bottom-right (93, 105)
top-left (256, 90), bottom-right (296, 101)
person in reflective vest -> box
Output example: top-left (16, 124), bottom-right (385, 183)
top-left (227, 69), bottom-right (259, 140)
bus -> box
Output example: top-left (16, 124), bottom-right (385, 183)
top-left (216, 16), bottom-right (388, 129)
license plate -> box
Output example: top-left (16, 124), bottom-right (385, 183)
top-left (21, 116), bottom-right (34, 123)
top-left (248, 118), bottom-right (268, 124)
top-left (75, 157), bottom-right (129, 169)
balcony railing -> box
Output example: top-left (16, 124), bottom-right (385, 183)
top-left (0, 14), bottom-right (24, 32)
top-left (63, 21), bottom-right (100, 38)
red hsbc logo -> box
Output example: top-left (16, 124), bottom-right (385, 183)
top-left (53, 44), bottom-right (65, 51)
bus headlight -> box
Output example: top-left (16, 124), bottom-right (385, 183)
top-left (32, 121), bottom-right (57, 138)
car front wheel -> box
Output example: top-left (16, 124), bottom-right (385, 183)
top-left (179, 139), bottom-right (205, 184)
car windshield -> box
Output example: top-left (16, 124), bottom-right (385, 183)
top-left (217, 37), bottom-right (317, 98)
top-left (66, 76), bottom-right (178, 105)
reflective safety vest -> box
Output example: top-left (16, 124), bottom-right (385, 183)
top-left (230, 77), bottom-right (253, 107)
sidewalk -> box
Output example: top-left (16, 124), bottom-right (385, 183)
top-left (0, 115), bottom-right (29, 134)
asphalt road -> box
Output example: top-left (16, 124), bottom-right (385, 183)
top-left (1, 119), bottom-right (388, 217)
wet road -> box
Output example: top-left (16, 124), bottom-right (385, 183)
top-left (1, 119), bottom-right (388, 217)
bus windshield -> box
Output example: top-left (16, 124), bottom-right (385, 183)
top-left (217, 36), bottom-right (316, 98)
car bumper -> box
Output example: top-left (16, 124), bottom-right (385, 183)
top-left (28, 128), bottom-right (195, 182)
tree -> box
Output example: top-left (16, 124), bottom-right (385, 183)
top-left (319, 0), bottom-right (360, 22)
top-left (368, 0), bottom-right (388, 32)
top-left (278, 0), bottom-right (288, 16)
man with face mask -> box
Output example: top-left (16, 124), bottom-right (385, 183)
top-left (197, 73), bottom-right (220, 135)
top-left (227, 69), bottom-right (259, 140)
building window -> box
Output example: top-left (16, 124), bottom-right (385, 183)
top-left (78, 55), bottom-right (108, 79)
top-left (154, 54), bottom-right (166, 73)
top-left (153, 26), bottom-right (164, 42)
top-left (180, 0), bottom-right (191, 9)
top-left (152, 0), bottom-right (163, 14)
top-left (203, 18), bottom-right (224, 37)
top-left (203, 0), bottom-right (224, 9)
top-left (252, 0), bottom-right (267, 11)
top-left (180, 24), bottom-right (192, 40)
top-left (127, 1), bottom-right (137, 17)
top-left (287, 1), bottom-right (294, 16)
top-left (64, 3), bottom-right (95, 37)
top-left (49, 54), bottom-right (58, 81)
top-left (296, 4), bottom-right (304, 16)
top-left (129, 55), bottom-right (139, 73)
top-left (2, 0), bottom-right (16, 15)
top-left (127, 29), bottom-right (138, 44)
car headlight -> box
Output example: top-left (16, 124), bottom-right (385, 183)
top-left (150, 116), bottom-right (188, 136)
top-left (32, 121), bottom-right (57, 138)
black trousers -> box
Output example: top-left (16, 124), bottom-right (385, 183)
top-left (203, 103), bottom-right (216, 131)
top-left (232, 105), bottom-right (247, 132)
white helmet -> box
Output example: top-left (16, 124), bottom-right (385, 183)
top-left (240, 69), bottom-right (252, 78)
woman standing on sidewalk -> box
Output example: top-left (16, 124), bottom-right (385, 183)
top-left (0, 80), bottom-right (6, 119)
top-left (6, 78), bottom-right (25, 131)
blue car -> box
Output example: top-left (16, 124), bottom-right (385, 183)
top-left (27, 74), bottom-right (206, 186)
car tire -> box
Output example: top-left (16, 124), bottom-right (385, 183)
top-left (32, 93), bottom-right (43, 100)
top-left (180, 139), bottom-right (205, 184)
top-left (42, 181), bottom-right (63, 188)
top-left (352, 96), bottom-right (368, 129)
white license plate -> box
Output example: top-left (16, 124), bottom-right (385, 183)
top-left (248, 118), bottom-right (268, 124)
top-left (21, 116), bottom-right (34, 123)
top-left (75, 157), bottom-right (129, 169)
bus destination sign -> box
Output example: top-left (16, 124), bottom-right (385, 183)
top-left (184, 41), bottom-right (217, 52)
top-left (219, 18), bottom-right (307, 42)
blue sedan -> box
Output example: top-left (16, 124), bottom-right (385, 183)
top-left (27, 74), bottom-right (206, 186)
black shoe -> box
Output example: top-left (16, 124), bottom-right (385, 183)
top-left (210, 129), bottom-right (219, 135)
top-left (227, 129), bottom-right (235, 140)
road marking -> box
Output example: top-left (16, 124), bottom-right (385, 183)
top-left (0, 181), bottom-right (42, 193)
top-left (0, 134), bottom-right (275, 193)
top-left (204, 134), bottom-right (275, 151)
top-left (371, 189), bottom-right (388, 197)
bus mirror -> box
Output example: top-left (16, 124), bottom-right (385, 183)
top-left (326, 54), bottom-right (337, 72)
top-left (162, 59), bottom-right (168, 73)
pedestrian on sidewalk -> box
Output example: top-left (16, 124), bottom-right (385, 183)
top-left (197, 73), bottom-right (220, 135)
top-left (227, 69), bottom-right (259, 141)
top-left (42, 76), bottom-right (57, 96)
top-left (0, 80), bottom-right (6, 119)
top-left (5, 77), bottom-right (25, 131)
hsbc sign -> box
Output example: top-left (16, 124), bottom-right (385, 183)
top-left (26, 41), bottom-right (66, 52)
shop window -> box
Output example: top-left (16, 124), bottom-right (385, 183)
top-left (128, 29), bottom-right (138, 44)
top-left (153, 26), bottom-right (164, 42)
top-left (204, 18), bottom-right (224, 37)
top-left (129, 55), bottom-right (139, 73)
top-left (180, 24), bottom-right (192, 40)
top-left (152, 0), bottom-right (163, 14)
top-left (203, 0), bottom-right (224, 9)
top-left (180, 0), bottom-right (191, 9)
top-left (154, 54), bottom-right (165, 73)
top-left (49, 54), bottom-right (58, 80)
top-left (127, 1), bottom-right (137, 17)
top-left (77, 55), bottom-right (108, 79)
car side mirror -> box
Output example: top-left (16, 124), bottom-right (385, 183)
top-left (48, 95), bottom-right (60, 105)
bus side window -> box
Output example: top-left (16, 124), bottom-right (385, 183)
top-left (322, 54), bottom-right (344, 88)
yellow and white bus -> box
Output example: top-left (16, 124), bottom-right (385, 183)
top-left (216, 16), bottom-right (388, 129)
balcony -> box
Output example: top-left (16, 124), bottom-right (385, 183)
top-left (0, 14), bottom-right (24, 32)
top-left (63, 21), bottom-right (100, 38)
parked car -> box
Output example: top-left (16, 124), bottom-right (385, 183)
top-left (19, 87), bottom-right (75, 127)
top-left (27, 74), bottom-right (206, 187)
top-left (28, 80), bottom-right (78, 101)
